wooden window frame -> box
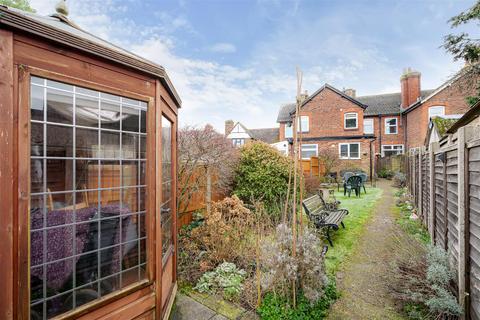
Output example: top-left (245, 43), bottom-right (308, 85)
top-left (17, 67), bottom-right (157, 320)
top-left (344, 112), bottom-right (358, 130)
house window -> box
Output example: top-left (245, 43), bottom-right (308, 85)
top-left (344, 113), bottom-right (358, 129)
top-left (385, 117), bottom-right (398, 134)
top-left (299, 116), bottom-right (309, 132)
top-left (301, 144), bottom-right (318, 159)
top-left (364, 118), bottom-right (374, 134)
top-left (29, 76), bottom-right (148, 318)
top-left (339, 143), bottom-right (360, 159)
top-left (428, 106), bottom-right (445, 120)
top-left (285, 123), bottom-right (293, 138)
top-left (232, 138), bottom-right (245, 147)
top-left (382, 145), bottom-right (404, 157)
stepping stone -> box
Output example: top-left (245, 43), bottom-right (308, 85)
top-left (172, 294), bottom-right (217, 320)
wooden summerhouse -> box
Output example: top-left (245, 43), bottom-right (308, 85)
top-left (0, 4), bottom-right (180, 320)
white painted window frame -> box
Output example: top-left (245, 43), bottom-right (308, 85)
top-left (384, 117), bottom-right (398, 135)
top-left (284, 123), bottom-right (293, 138)
top-left (299, 116), bottom-right (309, 133)
top-left (301, 143), bottom-right (318, 159)
top-left (344, 112), bottom-right (358, 129)
top-left (428, 105), bottom-right (445, 120)
top-left (232, 138), bottom-right (245, 147)
top-left (363, 118), bottom-right (374, 134)
top-left (381, 144), bottom-right (404, 157)
top-left (338, 142), bottom-right (361, 159)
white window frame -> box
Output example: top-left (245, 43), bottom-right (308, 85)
top-left (299, 116), bottom-right (309, 133)
top-left (381, 144), bottom-right (404, 157)
top-left (428, 106), bottom-right (445, 120)
top-left (338, 142), bottom-right (361, 159)
top-left (232, 138), bottom-right (245, 147)
top-left (301, 144), bottom-right (318, 159)
top-left (344, 112), bottom-right (358, 129)
top-left (363, 118), bottom-right (374, 134)
top-left (384, 117), bottom-right (398, 135)
top-left (284, 123), bottom-right (293, 138)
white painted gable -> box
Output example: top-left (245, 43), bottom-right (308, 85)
top-left (227, 123), bottom-right (251, 139)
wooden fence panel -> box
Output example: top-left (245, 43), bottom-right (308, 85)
top-left (468, 145), bottom-right (480, 319)
top-left (422, 153), bottom-right (430, 226)
top-left (446, 149), bottom-right (459, 278)
top-left (434, 153), bottom-right (447, 247)
top-left (415, 156), bottom-right (420, 206)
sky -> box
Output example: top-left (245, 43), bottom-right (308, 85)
top-left (29, 0), bottom-right (476, 133)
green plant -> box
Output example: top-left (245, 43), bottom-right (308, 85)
top-left (194, 262), bottom-right (247, 301)
top-left (392, 172), bottom-right (407, 188)
top-left (233, 141), bottom-right (296, 215)
top-left (257, 281), bottom-right (338, 319)
top-left (378, 168), bottom-right (394, 179)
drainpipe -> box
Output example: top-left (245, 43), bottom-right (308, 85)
top-left (369, 137), bottom-right (376, 187)
top-left (378, 115), bottom-right (382, 156)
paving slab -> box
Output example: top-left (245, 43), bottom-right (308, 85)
top-left (172, 294), bottom-right (217, 320)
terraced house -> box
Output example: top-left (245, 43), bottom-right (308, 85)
top-left (276, 67), bottom-right (477, 174)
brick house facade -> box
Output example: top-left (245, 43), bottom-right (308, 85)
top-left (276, 67), bottom-right (477, 175)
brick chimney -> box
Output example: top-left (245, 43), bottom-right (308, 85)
top-left (400, 68), bottom-right (421, 108)
top-left (344, 88), bottom-right (356, 98)
top-left (225, 120), bottom-right (234, 135)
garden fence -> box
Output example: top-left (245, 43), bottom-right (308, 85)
top-left (406, 125), bottom-right (480, 320)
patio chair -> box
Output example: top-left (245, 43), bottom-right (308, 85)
top-left (344, 175), bottom-right (362, 197)
top-left (340, 171), bottom-right (354, 191)
top-left (357, 173), bottom-right (368, 193)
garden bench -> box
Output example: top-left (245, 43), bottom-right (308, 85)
top-left (302, 194), bottom-right (349, 247)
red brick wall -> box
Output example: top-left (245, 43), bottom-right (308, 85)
top-left (299, 87), bottom-right (365, 138)
top-left (367, 115), bottom-right (404, 156)
top-left (405, 79), bottom-right (475, 150)
top-left (313, 139), bottom-right (373, 173)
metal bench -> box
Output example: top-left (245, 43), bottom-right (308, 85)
top-left (302, 194), bottom-right (349, 247)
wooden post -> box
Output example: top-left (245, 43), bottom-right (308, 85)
top-left (418, 149), bottom-right (423, 220)
top-left (0, 29), bottom-right (14, 320)
top-left (457, 126), bottom-right (468, 315)
top-left (206, 166), bottom-right (212, 214)
top-left (429, 142), bottom-right (438, 241)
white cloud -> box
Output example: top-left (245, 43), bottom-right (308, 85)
top-left (208, 42), bottom-right (237, 54)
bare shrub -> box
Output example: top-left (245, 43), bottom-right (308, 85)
top-left (178, 196), bottom-right (255, 284)
top-left (318, 146), bottom-right (340, 174)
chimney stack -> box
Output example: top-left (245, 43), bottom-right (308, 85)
top-left (225, 120), bottom-right (234, 135)
top-left (400, 67), bottom-right (421, 108)
top-left (344, 88), bottom-right (356, 98)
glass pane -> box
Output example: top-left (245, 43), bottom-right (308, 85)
top-left (46, 125), bottom-right (73, 157)
top-left (100, 101), bottom-right (121, 130)
top-left (76, 128), bottom-right (99, 158)
top-left (31, 84), bottom-right (44, 121)
top-left (31, 159), bottom-right (44, 193)
top-left (140, 110), bottom-right (147, 133)
top-left (100, 131), bottom-right (120, 159)
top-left (161, 116), bottom-right (173, 260)
top-left (76, 96), bottom-right (99, 127)
top-left (340, 145), bottom-right (348, 157)
top-left (101, 92), bottom-right (120, 102)
top-left (47, 88), bottom-right (73, 124)
top-left (345, 118), bottom-right (356, 128)
top-left (122, 133), bottom-right (138, 159)
top-left (350, 144), bottom-right (359, 158)
top-left (31, 122), bottom-right (44, 156)
top-left (30, 77), bottom-right (149, 317)
top-left (122, 107), bottom-right (139, 132)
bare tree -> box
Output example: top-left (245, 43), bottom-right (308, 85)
top-left (177, 125), bottom-right (239, 215)
top-left (318, 146), bottom-right (340, 175)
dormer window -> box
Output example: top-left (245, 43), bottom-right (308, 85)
top-left (344, 113), bottom-right (358, 129)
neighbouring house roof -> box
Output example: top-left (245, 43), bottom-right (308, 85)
top-left (276, 84), bottom-right (367, 123)
top-left (0, 5), bottom-right (181, 107)
top-left (361, 90), bottom-right (434, 116)
top-left (447, 100), bottom-right (480, 134)
top-left (402, 67), bottom-right (475, 115)
top-left (425, 115), bottom-right (463, 145)
top-left (248, 128), bottom-right (279, 144)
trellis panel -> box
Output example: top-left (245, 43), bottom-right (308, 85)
top-left (469, 145), bottom-right (480, 320)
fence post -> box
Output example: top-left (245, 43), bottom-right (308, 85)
top-left (418, 148), bottom-right (423, 220)
top-left (429, 142), bottom-right (438, 240)
top-left (457, 127), bottom-right (467, 314)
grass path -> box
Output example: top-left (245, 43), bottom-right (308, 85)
top-left (327, 180), bottom-right (406, 320)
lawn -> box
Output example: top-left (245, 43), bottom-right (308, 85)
top-left (323, 186), bottom-right (383, 274)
